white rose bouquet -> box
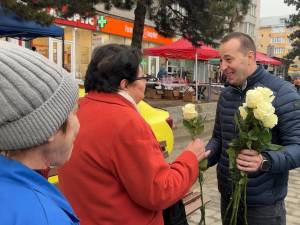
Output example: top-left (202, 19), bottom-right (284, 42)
top-left (182, 103), bottom-right (207, 225)
top-left (225, 87), bottom-right (281, 225)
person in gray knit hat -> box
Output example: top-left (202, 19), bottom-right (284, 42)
top-left (290, 72), bottom-right (300, 95)
top-left (0, 41), bottom-right (80, 225)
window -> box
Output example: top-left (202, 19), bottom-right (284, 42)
top-left (272, 27), bottom-right (284, 33)
top-left (249, 3), bottom-right (256, 17)
top-left (240, 22), bottom-right (255, 37)
top-left (279, 18), bottom-right (286, 25)
top-left (171, 3), bottom-right (186, 16)
top-left (274, 47), bottom-right (284, 55)
top-left (271, 37), bottom-right (285, 43)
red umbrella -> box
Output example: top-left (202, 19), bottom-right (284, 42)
top-left (256, 52), bottom-right (282, 65)
top-left (143, 38), bottom-right (219, 60)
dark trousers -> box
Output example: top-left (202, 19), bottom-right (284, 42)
top-left (221, 196), bottom-right (286, 225)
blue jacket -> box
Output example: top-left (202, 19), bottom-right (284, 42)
top-left (206, 66), bottom-right (300, 206)
top-left (0, 155), bottom-right (79, 225)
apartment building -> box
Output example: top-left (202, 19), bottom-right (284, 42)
top-left (237, 0), bottom-right (260, 42)
top-left (258, 15), bottom-right (299, 68)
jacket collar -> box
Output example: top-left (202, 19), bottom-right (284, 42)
top-left (85, 91), bottom-right (138, 111)
top-left (0, 155), bottom-right (79, 222)
top-left (228, 65), bottom-right (266, 91)
top-left (245, 65), bottom-right (266, 88)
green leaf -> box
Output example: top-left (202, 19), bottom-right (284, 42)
top-left (227, 147), bottom-right (237, 170)
top-left (261, 130), bottom-right (272, 144)
top-left (246, 140), bottom-right (252, 149)
top-left (199, 159), bottom-right (208, 171)
top-left (248, 129), bottom-right (259, 141)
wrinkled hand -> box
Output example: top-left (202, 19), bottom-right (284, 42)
top-left (186, 138), bottom-right (210, 161)
top-left (236, 149), bottom-right (263, 172)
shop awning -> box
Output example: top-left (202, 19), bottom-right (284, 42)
top-left (143, 38), bottom-right (219, 60)
top-left (0, 7), bottom-right (64, 39)
top-left (207, 52), bottom-right (283, 66)
top-left (256, 52), bottom-right (282, 65)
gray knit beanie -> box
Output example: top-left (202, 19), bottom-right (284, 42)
top-left (0, 41), bottom-right (79, 150)
top-left (290, 72), bottom-right (300, 79)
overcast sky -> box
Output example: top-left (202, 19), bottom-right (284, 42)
top-left (260, 0), bottom-right (297, 17)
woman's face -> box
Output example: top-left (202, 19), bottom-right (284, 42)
top-left (126, 66), bottom-right (147, 103)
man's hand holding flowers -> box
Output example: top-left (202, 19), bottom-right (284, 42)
top-left (236, 149), bottom-right (264, 172)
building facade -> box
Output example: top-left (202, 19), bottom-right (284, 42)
top-left (29, 7), bottom-right (172, 82)
top-left (237, 0), bottom-right (260, 42)
top-left (258, 15), bottom-right (300, 68)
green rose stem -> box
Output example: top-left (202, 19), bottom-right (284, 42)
top-left (198, 157), bottom-right (208, 225)
top-left (182, 104), bottom-right (206, 225)
top-left (191, 134), bottom-right (207, 225)
top-left (224, 169), bottom-right (248, 225)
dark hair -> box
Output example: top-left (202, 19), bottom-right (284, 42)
top-left (221, 32), bottom-right (256, 56)
top-left (84, 44), bottom-right (142, 93)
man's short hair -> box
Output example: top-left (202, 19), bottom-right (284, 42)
top-left (221, 32), bottom-right (256, 56)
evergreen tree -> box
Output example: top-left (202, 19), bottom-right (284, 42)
top-left (1, 0), bottom-right (251, 49)
top-left (285, 0), bottom-right (300, 61)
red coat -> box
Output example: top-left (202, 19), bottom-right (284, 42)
top-left (59, 92), bottom-right (198, 225)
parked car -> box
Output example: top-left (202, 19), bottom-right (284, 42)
top-left (48, 88), bottom-right (174, 184)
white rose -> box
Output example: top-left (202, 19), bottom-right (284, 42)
top-left (245, 89), bottom-right (264, 108)
top-left (239, 106), bottom-right (248, 120)
top-left (182, 104), bottom-right (198, 120)
top-left (256, 87), bottom-right (275, 103)
top-left (253, 102), bottom-right (275, 121)
top-left (262, 114), bottom-right (278, 128)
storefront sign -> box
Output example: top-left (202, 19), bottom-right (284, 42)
top-left (100, 16), bottom-right (172, 45)
top-left (54, 16), bottom-right (96, 30)
top-left (51, 9), bottom-right (172, 44)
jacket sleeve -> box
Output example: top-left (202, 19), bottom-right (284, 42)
top-left (266, 83), bottom-right (300, 173)
top-left (206, 99), bottom-right (222, 167)
top-left (109, 116), bottom-right (199, 211)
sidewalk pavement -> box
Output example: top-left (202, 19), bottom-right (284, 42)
top-left (186, 167), bottom-right (300, 225)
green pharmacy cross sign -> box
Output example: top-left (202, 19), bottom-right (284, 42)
top-left (97, 16), bottom-right (107, 29)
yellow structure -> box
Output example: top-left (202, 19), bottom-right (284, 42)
top-left (258, 16), bottom-right (300, 68)
top-left (79, 88), bottom-right (174, 153)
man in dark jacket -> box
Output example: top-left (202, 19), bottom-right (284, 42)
top-left (206, 32), bottom-right (300, 225)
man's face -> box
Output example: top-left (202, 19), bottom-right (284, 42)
top-left (219, 38), bottom-right (254, 86)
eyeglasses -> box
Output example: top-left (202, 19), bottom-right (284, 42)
top-left (134, 75), bottom-right (148, 81)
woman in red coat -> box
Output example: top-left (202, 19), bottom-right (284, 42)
top-left (59, 44), bottom-right (209, 225)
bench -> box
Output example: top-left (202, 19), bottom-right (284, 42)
top-left (183, 190), bottom-right (210, 216)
